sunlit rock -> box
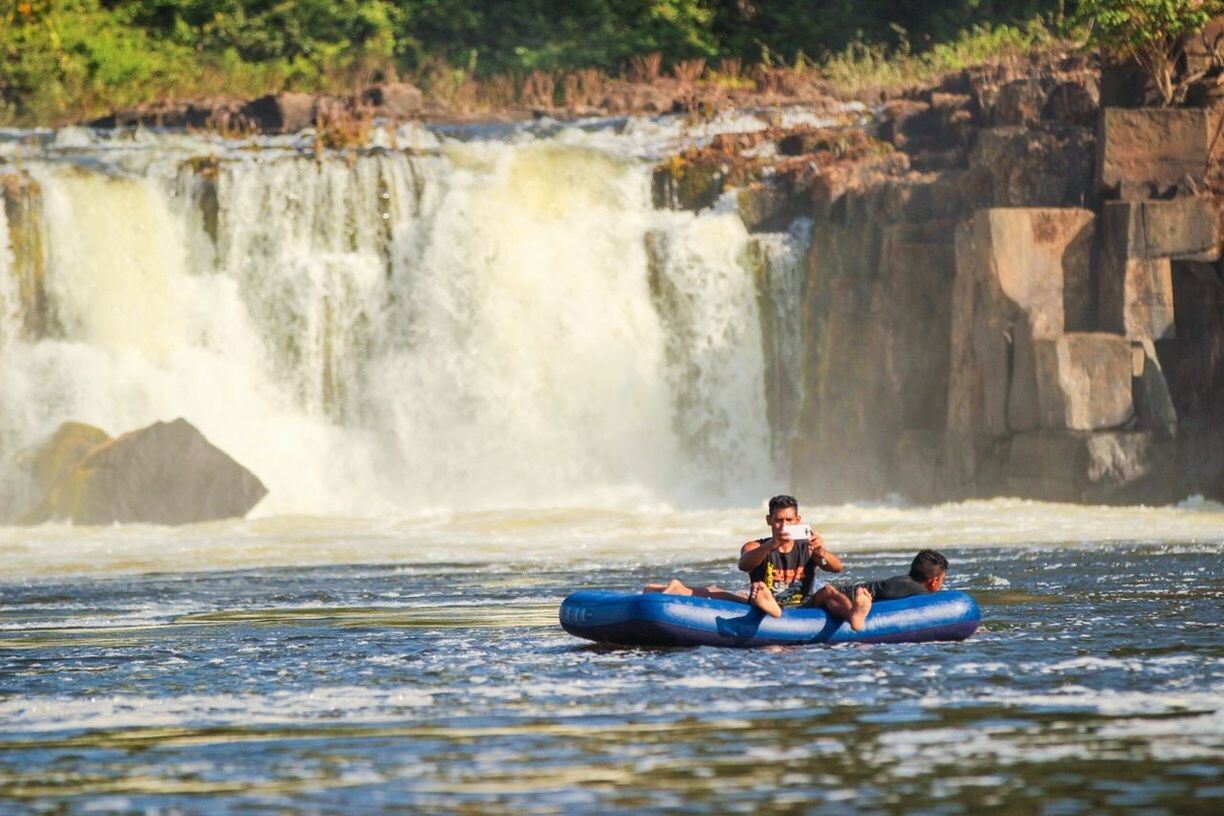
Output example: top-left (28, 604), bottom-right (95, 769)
top-left (946, 207), bottom-right (1096, 481)
top-left (21, 421), bottom-right (111, 493)
top-left (1032, 333), bottom-right (1134, 431)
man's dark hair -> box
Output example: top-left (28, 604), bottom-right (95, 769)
top-left (910, 549), bottom-right (949, 581)
top-left (767, 495), bottom-right (799, 516)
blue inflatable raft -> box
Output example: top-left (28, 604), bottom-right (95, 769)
top-left (559, 590), bottom-right (980, 648)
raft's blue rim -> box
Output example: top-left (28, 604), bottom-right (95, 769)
top-left (559, 589), bottom-right (981, 648)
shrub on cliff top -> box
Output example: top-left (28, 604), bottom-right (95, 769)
top-left (1079, 0), bottom-right (1224, 104)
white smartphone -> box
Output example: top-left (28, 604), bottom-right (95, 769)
top-left (782, 524), bottom-right (812, 541)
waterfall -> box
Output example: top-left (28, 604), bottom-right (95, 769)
top-left (0, 126), bottom-right (809, 516)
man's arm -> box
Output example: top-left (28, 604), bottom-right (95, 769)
top-left (738, 537), bottom-right (778, 572)
top-left (809, 533), bottom-right (843, 573)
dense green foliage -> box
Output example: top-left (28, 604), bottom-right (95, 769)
top-left (0, 0), bottom-right (1172, 125)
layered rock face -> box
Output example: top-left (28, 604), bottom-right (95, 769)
top-left (658, 50), bottom-right (1224, 504)
top-left (13, 419), bottom-right (267, 525)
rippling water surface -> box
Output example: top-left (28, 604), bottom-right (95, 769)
top-left (2, 500), bottom-right (1223, 814)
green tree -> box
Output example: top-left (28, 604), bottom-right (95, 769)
top-left (1079, 0), bottom-right (1224, 104)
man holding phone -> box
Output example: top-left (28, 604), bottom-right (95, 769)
top-left (643, 494), bottom-right (843, 617)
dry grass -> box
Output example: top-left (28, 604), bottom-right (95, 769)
top-left (672, 58), bottom-right (706, 86)
top-left (628, 52), bottom-right (663, 83)
top-left (521, 70), bottom-right (558, 108)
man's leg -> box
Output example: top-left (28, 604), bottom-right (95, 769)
top-left (803, 584), bottom-right (853, 619)
top-left (696, 586), bottom-right (749, 603)
top-left (644, 581), bottom-right (748, 603)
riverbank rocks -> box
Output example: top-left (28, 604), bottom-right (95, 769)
top-left (17, 418), bottom-right (267, 525)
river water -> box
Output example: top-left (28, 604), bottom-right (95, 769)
top-left (2, 501), bottom-right (1222, 814)
top-left (1, 115), bottom-right (1223, 813)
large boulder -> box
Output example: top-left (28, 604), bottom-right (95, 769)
top-left (1095, 107), bottom-right (1209, 198)
top-left (21, 421), bottom-right (111, 493)
top-left (23, 418), bottom-right (267, 525)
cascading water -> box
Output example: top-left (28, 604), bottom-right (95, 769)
top-left (0, 121), bottom-right (810, 516)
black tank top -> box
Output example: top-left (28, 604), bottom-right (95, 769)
top-left (748, 538), bottom-right (817, 606)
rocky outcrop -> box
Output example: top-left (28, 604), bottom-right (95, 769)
top-left (16, 418), bottom-right (267, 525)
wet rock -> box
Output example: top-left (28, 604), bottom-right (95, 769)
top-left (652, 156), bottom-right (725, 211)
top-left (1, 171), bottom-right (49, 338)
top-left (737, 179), bottom-right (804, 232)
top-left (22, 418), bottom-right (267, 525)
top-left (893, 429), bottom-right (946, 504)
top-left (1095, 107), bottom-right (1208, 199)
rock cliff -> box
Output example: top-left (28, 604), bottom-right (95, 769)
top-left (655, 50), bottom-right (1224, 504)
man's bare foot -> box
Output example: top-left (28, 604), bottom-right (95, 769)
top-left (663, 579), bottom-right (693, 596)
top-left (750, 584), bottom-right (783, 618)
top-left (644, 579), bottom-right (694, 595)
top-left (847, 586), bottom-right (872, 631)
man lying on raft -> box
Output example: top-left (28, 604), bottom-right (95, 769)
top-left (643, 494), bottom-right (844, 618)
top-left (801, 548), bottom-right (949, 631)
